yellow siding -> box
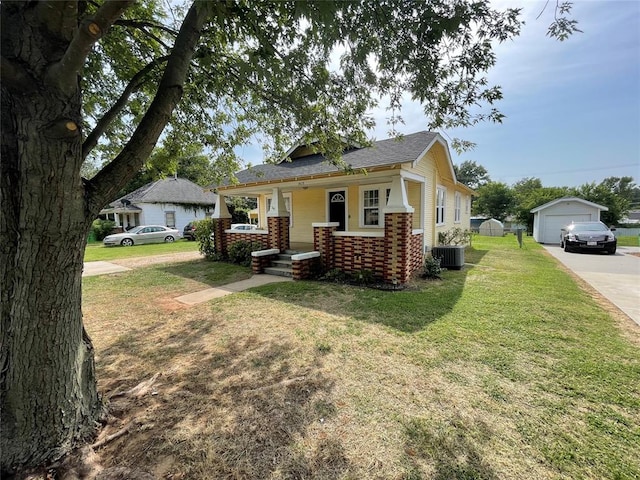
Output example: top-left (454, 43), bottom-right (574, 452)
top-left (406, 181), bottom-right (422, 230)
top-left (290, 189), bottom-right (326, 243)
top-left (346, 185), bottom-right (360, 231)
top-left (406, 150), bottom-right (437, 247)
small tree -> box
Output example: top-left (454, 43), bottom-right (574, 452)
top-left (473, 182), bottom-right (516, 222)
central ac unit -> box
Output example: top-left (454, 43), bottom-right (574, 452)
top-left (431, 246), bottom-right (465, 270)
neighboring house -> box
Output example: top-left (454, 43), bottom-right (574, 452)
top-left (100, 177), bottom-right (217, 232)
top-left (621, 209), bottom-right (640, 225)
top-left (212, 131), bottom-right (474, 284)
top-left (530, 197), bottom-right (608, 244)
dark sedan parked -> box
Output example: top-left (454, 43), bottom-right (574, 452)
top-left (183, 222), bottom-right (197, 241)
top-left (560, 221), bottom-right (617, 254)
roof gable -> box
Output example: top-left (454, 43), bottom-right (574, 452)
top-left (530, 196), bottom-right (609, 213)
top-left (227, 131), bottom-right (441, 186)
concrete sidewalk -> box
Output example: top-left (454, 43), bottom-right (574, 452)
top-left (83, 261), bottom-right (131, 277)
top-left (175, 274), bottom-right (292, 305)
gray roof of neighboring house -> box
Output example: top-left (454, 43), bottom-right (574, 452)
top-left (227, 131), bottom-right (440, 185)
top-left (108, 177), bottom-right (217, 207)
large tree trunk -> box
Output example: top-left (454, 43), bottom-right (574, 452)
top-left (1, 3), bottom-right (101, 471)
top-left (0, 93), bottom-right (101, 470)
top-left (1, 0), bottom-right (207, 469)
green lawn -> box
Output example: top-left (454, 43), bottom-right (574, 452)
top-left (83, 236), bottom-right (640, 479)
top-left (617, 235), bottom-right (639, 247)
top-left (84, 239), bottom-right (199, 262)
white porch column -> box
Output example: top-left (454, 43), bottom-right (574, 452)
top-left (383, 176), bottom-right (414, 214)
top-left (212, 194), bottom-right (232, 219)
top-left (267, 187), bottom-right (289, 217)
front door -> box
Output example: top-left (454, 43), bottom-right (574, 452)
top-left (328, 190), bottom-right (346, 231)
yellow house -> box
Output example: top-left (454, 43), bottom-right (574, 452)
top-left (212, 131), bottom-right (474, 284)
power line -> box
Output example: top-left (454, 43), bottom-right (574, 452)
top-left (497, 163), bottom-right (639, 179)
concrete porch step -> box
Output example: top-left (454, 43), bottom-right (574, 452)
top-left (271, 258), bottom-right (292, 268)
top-left (264, 266), bottom-right (293, 278)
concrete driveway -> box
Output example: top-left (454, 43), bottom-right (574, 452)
top-left (543, 245), bottom-right (640, 326)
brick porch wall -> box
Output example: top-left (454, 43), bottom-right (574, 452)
top-left (292, 257), bottom-right (320, 280)
top-left (226, 232), bottom-right (268, 250)
top-left (252, 254), bottom-right (275, 274)
top-left (333, 236), bottom-right (386, 278)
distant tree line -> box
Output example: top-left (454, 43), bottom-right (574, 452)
top-left (454, 161), bottom-right (637, 230)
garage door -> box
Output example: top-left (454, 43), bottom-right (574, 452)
top-left (543, 214), bottom-right (591, 244)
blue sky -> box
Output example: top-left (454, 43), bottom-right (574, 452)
top-left (237, 1), bottom-right (639, 188)
top-left (371, 0), bottom-right (640, 187)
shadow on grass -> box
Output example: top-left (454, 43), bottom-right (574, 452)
top-left (403, 415), bottom-right (498, 480)
top-left (250, 247), bottom-right (489, 334)
top-left (96, 316), bottom-right (348, 478)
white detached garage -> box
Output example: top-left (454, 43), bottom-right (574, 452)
top-left (530, 197), bottom-right (608, 244)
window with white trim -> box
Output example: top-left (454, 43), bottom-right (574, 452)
top-left (165, 211), bottom-right (176, 228)
top-left (436, 186), bottom-right (446, 225)
top-left (454, 193), bottom-right (461, 223)
top-left (359, 184), bottom-right (391, 227)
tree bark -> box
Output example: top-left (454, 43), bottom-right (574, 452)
top-left (1, 82), bottom-right (101, 471)
top-left (1, 3), bottom-right (101, 467)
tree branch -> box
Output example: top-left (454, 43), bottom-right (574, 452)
top-left (114, 18), bottom-right (179, 37)
top-left (82, 55), bottom-right (170, 160)
top-left (86, 1), bottom-right (210, 213)
top-left (46, 0), bottom-right (134, 96)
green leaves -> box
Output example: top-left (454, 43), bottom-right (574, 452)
top-left (80, 0), bottom-right (578, 186)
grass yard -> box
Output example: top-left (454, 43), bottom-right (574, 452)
top-left (617, 235), bottom-right (639, 247)
top-left (82, 236), bottom-right (640, 479)
top-left (84, 238), bottom-right (199, 262)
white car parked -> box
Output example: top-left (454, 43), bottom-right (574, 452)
top-left (103, 225), bottom-right (181, 246)
top-left (230, 223), bottom-right (258, 230)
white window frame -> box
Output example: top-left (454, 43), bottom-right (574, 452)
top-left (165, 211), bottom-right (176, 228)
top-left (266, 192), bottom-right (293, 227)
top-left (436, 186), bottom-right (446, 226)
top-left (359, 183), bottom-right (391, 228)
top-left (454, 192), bottom-right (461, 223)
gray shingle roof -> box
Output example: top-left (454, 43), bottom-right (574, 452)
top-left (109, 178), bottom-right (217, 207)
top-left (229, 131), bottom-right (439, 185)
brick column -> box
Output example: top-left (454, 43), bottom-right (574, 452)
top-left (213, 218), bottom-right (232, 256)
top-left (383, 212), bottom-right (413, 284)
top-left (267, 216), bottom-right (290, 252)
top-left (313, 222), bottom-right (338, 272)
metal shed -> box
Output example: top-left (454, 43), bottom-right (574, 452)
top-left (530, 197), bottom-right (608, 244)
